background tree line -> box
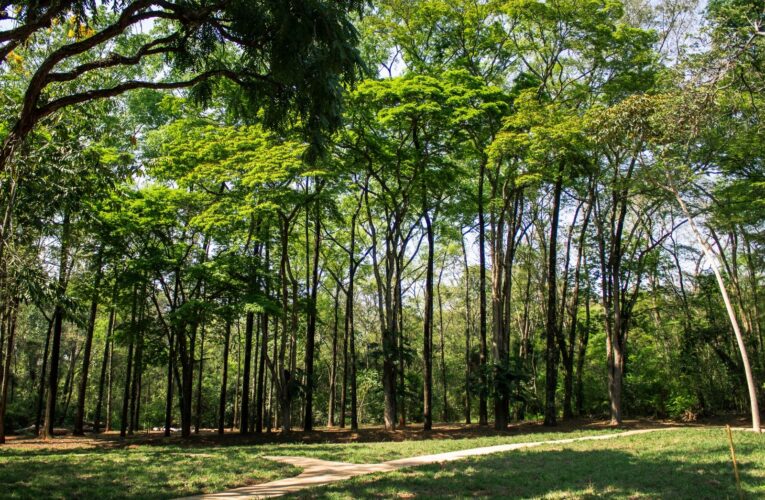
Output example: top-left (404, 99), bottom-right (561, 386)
top-left (0, 0), bottom-right (763, 442)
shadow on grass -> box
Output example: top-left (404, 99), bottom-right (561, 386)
top-left (302, 448), bottom-right (757, 499)
top-left (0, 446), bottom-right (294, 499)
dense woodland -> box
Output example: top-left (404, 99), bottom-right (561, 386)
top-left (0, 0), bottom-right (763, 444)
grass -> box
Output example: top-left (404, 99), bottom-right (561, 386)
top-left (266, 428), bottom-right (623, 463)
top-left (1, 426), bottom-right (762, 499)
top-left (0, 444), bottom-right (296, 499)
top-left (301, 428), bottom-right (765, 499)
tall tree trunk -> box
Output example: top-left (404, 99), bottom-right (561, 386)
top-left (397, 256), bottom-right (406, 428)
top-left (0, 299), bottom-right (18, 443)
top-left (576, 276), bottom-right (591, 417)
top-left (437, 258), bottom-right (448, 423)
top-left (460, 236), bottom-right (472, 425)
top-left (194, 325), bottom-right (204, 434)
top-left (94, 304), bottom-right (115, 433)
top-left (328, 283), bottom-right (340, 427)
top-left (120, 286), bottom-right (138, 439)
top-left (347, 208), bottom-right (359, 431)
top-left (240, 312), bottom-right (254, 434)
top-left (477, 158), bottom-right (488, 426)
top-left (164, 329), bottom-right (175, 437)
top-left (340, 294), bottom-right (349, 428)
top-left (232, 320), bottom-right (240, 430)
top-left (218, 319), bottom-right (231, 435)
top-left (423, 208), bottom-right (435, 430)
top-left (119, 338), bottom-right (135, 437)
top-left (562, 199), bottom-right (591, 420)
top-left (74, 248), bottom-right (104, 435)
top-left (34, 317), bottom-right (54, 434)
top-left (106, 329), bottom-right (114, 432)
top-left (256, 238), bottom-right (270, 433)
top-left (544, 168), bottom-right (563, 427)
top-left (671, 185), bottom-right (761, 432)
top-left (256, 311), bottom-right (268, 433)
top-left (43, 211), bottom-right (71, 438)
top-left (59, 342), bottom-right (79, 426)
top-left (129, 317), bottom-right (144, 435)
top-left (303, 194), bottom-right (321, 432)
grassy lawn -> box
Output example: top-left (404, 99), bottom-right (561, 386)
top-left (0, 444), bottom-right (296, 499)
top-left (301, 428), bottom-right (765, 499)
top-left (267, 428), bottom-right (623, 463)
top-left (1, 426), bottom-right (761, 499)
top-left (0, 427), bottom-right (619, 499)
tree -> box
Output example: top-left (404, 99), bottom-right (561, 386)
top-left (0, 0), bottom-right (364, 179)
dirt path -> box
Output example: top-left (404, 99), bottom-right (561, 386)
top-left (182, 427), bottom-right (682, 499)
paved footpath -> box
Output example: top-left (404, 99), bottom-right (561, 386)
top-left (182, 427), bottom-right (680, 499)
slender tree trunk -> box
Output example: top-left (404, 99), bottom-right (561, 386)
top-left (340, 293), bottom-right (349, 428)
top-left (240, 312), bottom-right (254, 434)
top-left (94, 304), bottom-right (115, 433)
top-left (43, 211), bottom-right (70, 438)
top-left (194, 325), bottom-right (204, 434)
top-left (671, 185), bottom-right (761, 432)
top-left (0, 299), bottom-right (18, 443)
top-left (59, 342), bottom-right (79, 426)
top-left (461, 236), bottom-right (472, 425)
top-left (34, 317), bottom-right (54, 434)
top-left (120, 336), bottom-right (134, 437)
top-left (347, 210), bottom-right (359, 431)
top-left (164, 329), bottom-right (175, 437)
top-left (256, 311), bottom-right (268, 433)
top-left (563, 199), bottom-right (591, 420)
top-left (395, 251), bottom-right (406, 428)
top-left (544, 168), bottom-right (563, 427)
top-left (437, 259), bottom-right (448, 423)
top-left (218, 319), bottom-right (231, 435)
top-left (576, 277), bottom-right (591, 417)
top-left (232, 320), bottom-right (240, 431)
top-left (129, 325), bottom-right (143, 435)
top-left (304, 195), bottom-right (321, 432)
top-left (106, 330), bottom-right (114, 432)
top-left (328, 283), bottom-right (340, 427)
top-left (423, 209), bottom-right (435, 430)
top-left (74, 248), bottom-right (104, 435)
top-left (477, 158), bottom-right (488, 426)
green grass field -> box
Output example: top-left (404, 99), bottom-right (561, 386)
top-left (302, 429), bottom-right (765, 499)
top-left (0, 427), bottom-right (762, 499)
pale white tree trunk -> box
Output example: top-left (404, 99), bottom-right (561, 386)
top-left (670, 182), bottom-right (761, 432)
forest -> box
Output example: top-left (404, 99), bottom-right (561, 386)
top-left (0, 0), bottom-right (764, 449)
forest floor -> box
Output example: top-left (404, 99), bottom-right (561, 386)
top-left (1, 419), bottom-right (763, 499)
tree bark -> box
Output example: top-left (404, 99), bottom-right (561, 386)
top-left (94, 304), bottom-right (115, 433)
top-left (240, 312), bottom-right (254, 434)
top-left (34, 317), bottom-right (54, 435)
top-left (477, 158), bottom-right (489, 426)
top-left (194, 325), bottom-right (204, 434)
top-left (303, 187), bottom-right (322, 432)
top-left (218, 319), bottom-right (231, 434)
top-left (43, 211), bottom-right (71, 438)
top-left (328, 283), bottom-right (340, 427)
top-left (423, 208), bottom-right (435, 430)
top-left (461, 236), bottom-right (472, 425)
top-left (544, 167), bottom-right (564, 427)
top-left (0, 299), bottom-right (18, 443)
top-left (74, 248), bottom-right (104, 435)
top-left (164, 329), bottom-right (175, 437)
top-left (671, 184), bottom-right (761, 432)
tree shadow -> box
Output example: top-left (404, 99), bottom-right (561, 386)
top-left (0, 445), bottom-right (295, 499)
top-left (300, 447), bottom-right (759, 499)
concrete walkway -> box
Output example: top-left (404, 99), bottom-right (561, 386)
top-left (183, 427), bottom-right (679, 499)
